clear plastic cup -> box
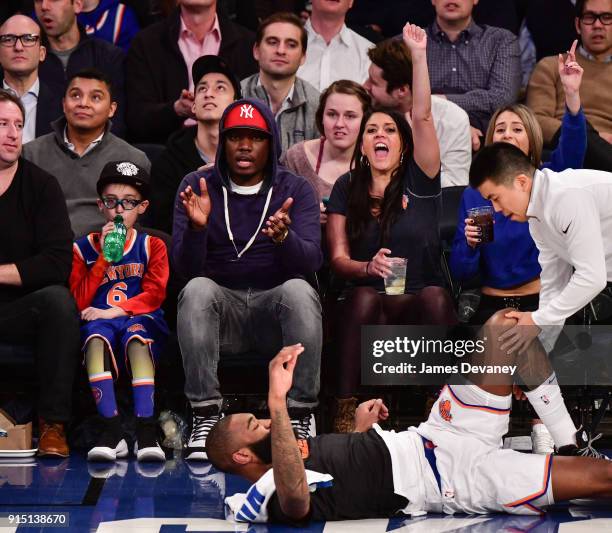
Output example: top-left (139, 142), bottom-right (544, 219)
top-left (467, 206), bottom-right (494, 244)
top-left (384, 257), bottom-right (407, 295)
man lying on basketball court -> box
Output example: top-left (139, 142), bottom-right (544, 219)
top-left (206, 310), bottom-right (612, 524)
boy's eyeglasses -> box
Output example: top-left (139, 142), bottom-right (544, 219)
top-left (0, 34), bottom-right (40, 47)
top-left (101, 197), bottom-right (141, 210)
top-left (580, 12), bottom-right (612, 25)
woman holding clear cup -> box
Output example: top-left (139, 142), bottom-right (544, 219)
top-left (326, 24), bottom-right (457, 432)
top-left (451, 40), bottom-right (587, 326)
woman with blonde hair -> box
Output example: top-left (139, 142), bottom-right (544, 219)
top-left (450, 41), bottom-right (587, 454)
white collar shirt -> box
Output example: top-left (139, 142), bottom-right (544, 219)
top-left (3, 78), bottom-right (39, 144)
top-left (297, 19), bottom-right (372, 92)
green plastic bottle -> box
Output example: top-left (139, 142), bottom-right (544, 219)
top-left (103, 215), bottom-right (127, 263)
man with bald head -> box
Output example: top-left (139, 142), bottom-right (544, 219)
top-left (0, 15), bottom-right (62, 142)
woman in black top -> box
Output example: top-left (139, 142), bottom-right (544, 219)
top-left (326, 24), bottom-right (457, 430)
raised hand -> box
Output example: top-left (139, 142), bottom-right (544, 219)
top-left (174, 89), bottom-right (195, 119)
top-left (268, 344), bottom-right (304, 405)
top-left (262, 197), bottom-right (293, 243)
top-left (558, 40), bottom-right (583, 115)
top-left (179, 177), bottom-right (211, 230)
top-left (402, 22), bottom-right (427, 53)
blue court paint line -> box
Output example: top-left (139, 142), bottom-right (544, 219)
top-left (0, 452), bottom-right (610, 532)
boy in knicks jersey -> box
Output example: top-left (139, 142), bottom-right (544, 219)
top-left (69, 161), bottom-right (169, 462)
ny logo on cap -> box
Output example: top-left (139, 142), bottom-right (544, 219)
top-left (240, 104), bottom-right (254, 119)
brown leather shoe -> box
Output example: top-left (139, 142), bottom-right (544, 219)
top-left (38, 419), bottom-right (69, 458)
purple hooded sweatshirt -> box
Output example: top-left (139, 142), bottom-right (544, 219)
top-left (171, 98), bottom-right (322, 290)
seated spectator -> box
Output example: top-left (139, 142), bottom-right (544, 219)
top-left (297, 0), bottom-right (373, 92)
top-left (78, 0), bottom-right (141, 52)
top-left (69, 161), bottom-right (169, 463)
top-left (426, 0), bottom-right (521, 148)
top-left (150, 55), bottom-right (241, 235)
top-left (126, 0), bottom-right (257, 143)
top-left (364, 37), bottom-right (471, 187)
top-left (451, 45), bottom-right (587, 453)
top-left (282, 79), bottom-right (370, 223)
top-left (0, 89), bottom-right (79, 457)
top-left (242, 12), bottom-right (319, 153)
top-left (527, 0), bottom-right (612, 171)
top-left (326, 25), bottom-right (456, 432)
top-left (34, 0), bottom-right (126, 137)
top-left (23, 68), bottom-right (150, 238)
top-left (172, 98), bottom-right (322, 460)
top-left (0, 15), bottom-right (62, 142)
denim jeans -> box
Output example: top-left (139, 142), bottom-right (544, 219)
top-left (0, 285), bottom-right (80, 422)
top-left (177, 278), bottom-right (322, 410)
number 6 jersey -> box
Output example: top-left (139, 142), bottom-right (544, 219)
top-left (69, 229), bottom-right (169, 316)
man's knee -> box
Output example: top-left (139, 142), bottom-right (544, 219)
top-left (178, 277), bottom-right (222, 312)
top-left (279, 279), bottom-right (320, 312)
top-left (37, 285), bottom-right (78, 321)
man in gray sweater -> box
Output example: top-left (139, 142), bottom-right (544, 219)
top-left (241, 12), bottom-right (319, 153)
top-left (23, 68), bottom-right (149, 238)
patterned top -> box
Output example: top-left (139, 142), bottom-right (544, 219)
top-left (426, 20), bottom-right (521, 132)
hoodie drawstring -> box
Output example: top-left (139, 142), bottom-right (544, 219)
top-left (222, 185), bottom-right (274, 260)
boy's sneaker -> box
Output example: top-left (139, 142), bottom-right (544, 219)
top-left (531, 423), bottom-right (555, 454)
top-left (557, 427), bottom-right (611, 460)
top-left (185, 405), bottom-right (223, 461)
top-left (134, 417), bottom-right (166, 462)
top-left (87, 416), bottom-right (128, 462)
top-left (289, 409), bottom-right (316, 440)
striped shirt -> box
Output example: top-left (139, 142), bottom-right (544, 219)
top-left (426, 20), bottom-right (521, 132)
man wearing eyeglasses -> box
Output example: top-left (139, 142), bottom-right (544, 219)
top-left (0, 15), bottom-right (63, 143)
top-left (23, 68), bottom-right (149, 238)
top-left (528, 0), bottom-right (612, 171)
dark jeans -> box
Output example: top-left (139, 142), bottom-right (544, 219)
top-left (177, 278), bottom-right (322, 411)
top-left (0, 285), bottom-right (80, 422)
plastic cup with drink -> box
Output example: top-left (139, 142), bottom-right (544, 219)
top-left (467, 206), bottom-right (494, 244)
top-left (384, 257), bottom-right (408, 295)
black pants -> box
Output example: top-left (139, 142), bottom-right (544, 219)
top-left (0, 286), bottom-right (80, 422)
top-left (469, 293), bottom-right (540, 326)
top-left (552, 120), bottom-right (612, 172)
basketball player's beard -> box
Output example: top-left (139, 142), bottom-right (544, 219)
top-left (248, 428), bottom-right (300, 465)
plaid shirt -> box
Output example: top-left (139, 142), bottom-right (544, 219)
top-left (426, 20), bottom-right (521, 132)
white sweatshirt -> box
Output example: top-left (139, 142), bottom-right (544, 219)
top-left (528, 167), bottom-right (612, 327)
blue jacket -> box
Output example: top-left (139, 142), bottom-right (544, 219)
top-left (450, 108), bottom-right (587, 288)
top-left (171, 99), bottom-right (322, 290)
top-left (78, 0), bottom-right (140, 52)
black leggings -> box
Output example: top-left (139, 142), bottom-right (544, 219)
top-left (335, 285), bottom-right (457, 397)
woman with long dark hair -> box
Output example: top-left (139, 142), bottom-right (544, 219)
top-left (326, 24), bottom-right (457, 431)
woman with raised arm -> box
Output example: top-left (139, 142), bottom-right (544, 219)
top-left (326, 24), bottom-right (457, 432)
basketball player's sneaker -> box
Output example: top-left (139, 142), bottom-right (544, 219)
top-left (557, 427), bottom-right (610, 460)
top-left (88, 416), bottom-right (128, 462)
